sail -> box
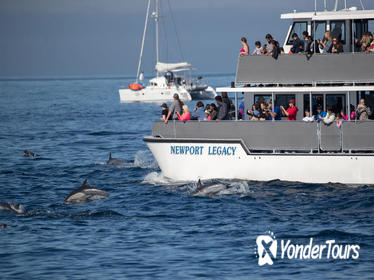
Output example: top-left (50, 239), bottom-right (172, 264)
top-left (156, 62), bottom-right (191, 73)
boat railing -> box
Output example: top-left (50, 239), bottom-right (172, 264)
top-left (236, 53), bottom-right (374, 85)
top-left (152, 120), bottom-right (374, 154)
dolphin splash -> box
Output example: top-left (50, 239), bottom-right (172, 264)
top-left (0, 202), bottom-right (25, 214)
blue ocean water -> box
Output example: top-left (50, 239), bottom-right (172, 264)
top-left (0, 75), bottom-right (374, 279)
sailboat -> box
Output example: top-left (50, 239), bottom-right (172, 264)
top-left (118, 0), bottom-right (216, 103)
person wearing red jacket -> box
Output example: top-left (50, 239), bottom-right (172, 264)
top-left (280, 99), bottom-right (298, 120)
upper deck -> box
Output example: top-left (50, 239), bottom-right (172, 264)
top-left (235, 52), bottom-right (374, 85)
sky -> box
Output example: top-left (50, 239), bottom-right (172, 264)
top-left (0, 0), bottom-right (373, 78)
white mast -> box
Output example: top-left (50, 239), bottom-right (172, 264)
top-left (153, 0), bottom-right (160, 77)
top-left (136, 0), bottom-right (151, 83)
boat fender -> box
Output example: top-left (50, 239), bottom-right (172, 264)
top-left (129, 83), bottom-right (144, 91)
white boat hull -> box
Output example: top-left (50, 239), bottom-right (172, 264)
top-left (119, 87), bottom-right (192, 103)
top-left (145, 139), bottom-right (374, 185)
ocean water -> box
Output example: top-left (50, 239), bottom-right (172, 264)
top-left (0, 75), bottom-right (374, 279)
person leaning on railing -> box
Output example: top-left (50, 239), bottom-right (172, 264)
top-left (320, 106), bottom-right (336, 125)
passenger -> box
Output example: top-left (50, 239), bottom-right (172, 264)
top-left (280, 99), bottom-right (298, 121)
top-left (204, 106), bottom-right (211, 121)
top-left (229, 99), bottom-right (236, 119)
top-left (209, 103), bottom-right (218, 120)
top-left (259, 102), bottom-right (270, 120)
top-left (316, 106), bottom-right (327, 123)
top-left (356, 98), bottom-right (372, 120)
top-left (302, 31), bottom-right (309, 52)
top-left (240, 37), bottom-right (249, 56)
top-left (357, 33), bottom-right (371, 52)
top-left (367, 36), bottom-right (374, 53)
top-left (331, 37), bottom-right (344, 53)
top-left (264, 34), bottom-right (279, 54)
top-left (304, 36), bottom-right (318, 55)
top-left (336, 112), bottom-right (343, 128)
top-left (176, 105), bottom-right (191, 121)
top-left (221, 92), bottom-right (231, 110)
top-left (341, 105), bottom-right (356, 120)
top-left (247, 104), bottom-right (260, 120)
top-left (165, 93), bottom-right (183, 123)
top-left (268, 101), bottom-right (282, 120)
top-left (238, 100), bottom-right (245, 120)
top-left (302, 109), bottom-right (314, 122)
top-left (318, 31), bottom-right (333, 53)
top-left (266, 40), bottom-right (279, 59)
top-left (161, 103), bottom-right (169, 121)
top-left (191, 101), bottom-right (205, 121)
top-left (252, 41), bottom-right (262, 55)
top-left (215, 96), bottom-right (229, 121)
top-left (320, 106), bottom-right (336, 125)
top-left (290, 33), bottom-right (304, 54)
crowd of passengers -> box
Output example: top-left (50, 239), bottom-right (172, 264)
top-left (239, 31), bottom-right (374, 57)
top-left (162, 93), bottom-right (372, 126)
top-left (162, 93), bottom-right (238, 123)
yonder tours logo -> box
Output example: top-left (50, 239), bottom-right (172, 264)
top-left (255, 231), bottom-right (360, 266)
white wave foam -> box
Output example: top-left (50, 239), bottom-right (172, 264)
top-left (134, 150), bottom-right (158, 169)
top-left (142, 172), bottom-right (174, 186)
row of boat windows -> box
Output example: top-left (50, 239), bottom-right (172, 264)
top-left (253, 92), bottom-right (374, 117)
top-left (288, 19), bottom-right (374, 48)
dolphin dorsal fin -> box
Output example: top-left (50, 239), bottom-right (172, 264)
top-left (109, 152), bottom-right (112, 159)
top-left (83, 179), bottom-right (88, 186)
top-left (197, 179), bottom-right (203, 188)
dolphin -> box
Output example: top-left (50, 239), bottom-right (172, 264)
top-left (23, 150), bottom-right (38, 157)
top-left (64, 180), bottom-right (110, 205)
top-left (192, 179), bottom-right (228, 196)
top-left (106, 153), bottom-right (123, 165)
top-left (0, 202), bottom-right (25, 214)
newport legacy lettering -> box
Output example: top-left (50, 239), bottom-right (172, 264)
top-left (170, 145), bottom-right (236, 156)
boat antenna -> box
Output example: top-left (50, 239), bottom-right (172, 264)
top-left (136, 0), bottom-right (151, 83)
top-left (324, 0), bottom-right (327, 11)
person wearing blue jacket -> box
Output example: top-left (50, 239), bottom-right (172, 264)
top-left (290, 33), bottom-right (304, 54)
top-left (191, 101), bottom-right (206, 121)
top-left (316, 106), bottom-right (327, 122)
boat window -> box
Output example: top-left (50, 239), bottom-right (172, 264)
top-left (303, 94), bottom-right (324, 116)
top-left (311, 21), bottom-right (326, 41)
top-left (254, 95), bottom-right (271, 104)
top-left (287, 22), bottom-right (307, 45)
top-left (330, 20), bottom-right (346, 44)
top-left (326, 94), bottom-right (346, 114)
top-left (354, 19), bottom-right (374, 41)
top-left (275, 94), bottom-right (296, 108)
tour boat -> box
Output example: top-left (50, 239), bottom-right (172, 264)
top-left (119, 0), bottom-right (216, 103)
top-left (144, 0), bottom-right (374, 184)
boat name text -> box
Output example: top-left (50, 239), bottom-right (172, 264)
top-left (170, 145), bottom-right (237, 156)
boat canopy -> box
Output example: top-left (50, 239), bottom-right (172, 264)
top-left (156, 62), bottom-right (191, 73)
top-left (281, 9), bottom-right (374, 21)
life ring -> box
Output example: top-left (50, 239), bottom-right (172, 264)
top-left (129, 83), bottom-right (144, 91)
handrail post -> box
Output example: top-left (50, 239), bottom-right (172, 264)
top-left (271, 92), bottom-right (275, 122)
top-left (235, 92), bottom-right (238, 121)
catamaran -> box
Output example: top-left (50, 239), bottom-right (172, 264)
top-left (144, 0), bottom-right (374, 184)
top-left (119, 0), bottom-right (216, 103)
